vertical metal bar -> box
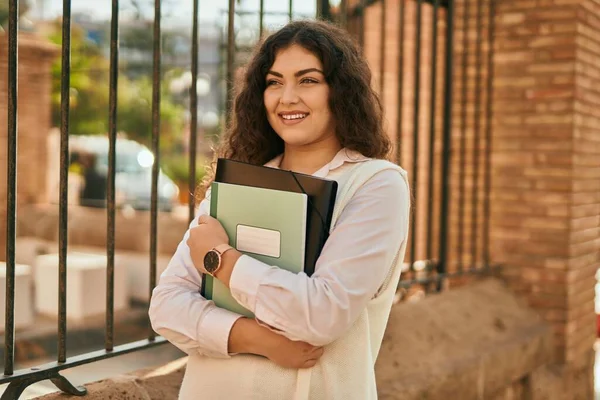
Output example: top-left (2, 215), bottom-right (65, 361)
top-left (396, 0), bottom-right (405, 166)
top-left (438, 0), bottom-right (454, 280)
top-left (409, 0), bottom-right (422, 269)
top-left (483, 0), bottom-right (496, 268)
top-left (379, 0), bottom-right (386, 96)
top-left (189, 0), bottom-right (199, 224)
top-left (217, 27), bottom-right (224, 120)
top-left (358, 0), bottom-right (365, 49)
top-left (426, 0), bottom-right (439, 261)
top-left (259, 0), bottom-right (264, 38)
top-left (58, 0), bottom-right (72, 364)
top-left (471, 0), bottom-right (484, 270)
top-left (318, 0), bottom-right (331, 21)
top-left (339, 0), bottom-right (347, 29)
top-left (457, 0), bottom-right (469, 273)
top-left (106, 0), bottom-right (119, 352)
top-left (226, 0), bottom-right (235, 124)
top-left (149, 0), bottom-right (161, 342)
top-left (289, 0), bottom-right (293, 21)
top-left (4, 0), bottom-right (19, 377)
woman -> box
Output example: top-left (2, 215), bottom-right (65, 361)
top-left (149, 20), bottom-right (410, 399)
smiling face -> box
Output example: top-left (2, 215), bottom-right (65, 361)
top-left (263, 45), bottom-right (337, 150)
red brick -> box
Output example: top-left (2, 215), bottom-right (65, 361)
top-left (0, 33), bottom-right (58, 262)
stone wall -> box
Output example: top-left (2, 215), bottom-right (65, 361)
top-left (0, 32), bottom-right (58, 262)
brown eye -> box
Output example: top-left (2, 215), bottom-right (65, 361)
top-left (301, 78), bottom-right (318, 84)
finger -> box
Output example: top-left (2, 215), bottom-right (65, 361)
top-left (188, 225), bottom-right (200, 238)
top-left (301, 358), bottom-right (319, 368)
top-left (304, 345), bottom-right (323, 355)
top-left (197, 214), bottom-right (210, 225)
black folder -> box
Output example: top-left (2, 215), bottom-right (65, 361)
top-left (214, 158), bottom-right (338, 276)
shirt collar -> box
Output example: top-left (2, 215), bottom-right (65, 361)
top-left (264, 148), bottom-right (370, 178)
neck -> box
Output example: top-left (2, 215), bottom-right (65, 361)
top-left (279, 141), bottom-right (342, 175)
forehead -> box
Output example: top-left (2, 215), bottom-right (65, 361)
top-left (271, 44), bottom-right (323, 72)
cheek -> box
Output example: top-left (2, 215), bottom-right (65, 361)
top-left (311, 89), bottom-right (331, 114)
top-left (263, 92), bottom-right (278, 112)
top-left (312, 95), bottom-right (333, 121)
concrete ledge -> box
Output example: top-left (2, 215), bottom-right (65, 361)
top-left (14, 237), bottom-right (172, 304)
top-left (35, 279), bottom-right (554, 400)
top-left (36, 358), bottom-right (187, 400)
top-left (375, 278), bottom-right (554, 400)
top-left (16, 203), bottom-right (189, 256)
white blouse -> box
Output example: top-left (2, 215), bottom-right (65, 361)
top-left (149, 149), bottom-right (410, 358)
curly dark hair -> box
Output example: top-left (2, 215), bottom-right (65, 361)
top-left (198, 19), bottom-right (390, 198)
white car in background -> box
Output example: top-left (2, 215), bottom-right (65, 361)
top-left (69, 135), bottom-right (179, 212)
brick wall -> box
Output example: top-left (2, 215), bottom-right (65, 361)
top-left (573, 0), bottom-right (600, 364)
top-left (355, 0), bottom-right (597, 397)
top-left (0, 32), bottom-right (58, 262)
top-left (492, 0), bottom-right (598, 378)
top-left (485, 0), bottom-right (596, 397)
top-left (493, 0), bottom-right (580, 364)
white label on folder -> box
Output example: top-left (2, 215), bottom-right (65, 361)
top-left (236, 225), bottom-right (281, 258)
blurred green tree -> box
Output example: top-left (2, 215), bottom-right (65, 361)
top-left (45, 19), bottom-right (185, 151)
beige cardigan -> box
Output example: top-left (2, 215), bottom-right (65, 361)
top-left (178, 160), bottom-right (410, 400)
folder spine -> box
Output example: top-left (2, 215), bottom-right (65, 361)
top-left (202, 183), bottom-right (220, 299)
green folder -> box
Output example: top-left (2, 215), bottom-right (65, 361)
top-left (204, 181), bottom-right (308, 318)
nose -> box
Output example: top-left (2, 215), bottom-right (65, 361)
top-left (280, 83), bottom-right (299, 105)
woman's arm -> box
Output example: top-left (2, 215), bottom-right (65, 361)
top-left (149, 194), bottom-right (323, 367)
top-left (229, 317), bottom-right (324, 369)
top-left (148, 195), bottom-right (244, 358)
top-left (190, 169), bottom-right (410, 347)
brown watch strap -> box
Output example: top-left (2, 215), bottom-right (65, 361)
top-left (214, 243), bottom-right (234, 255)
top-left (209, 244), bottom-right (234, 278)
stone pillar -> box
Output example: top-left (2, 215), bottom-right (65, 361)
top-left (492, 0), bottom-right (598, 397)
top-left (0, 32), bottom-right (58, 262)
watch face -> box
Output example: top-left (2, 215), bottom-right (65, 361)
top-left (203, 251), bottom-right (220, 274)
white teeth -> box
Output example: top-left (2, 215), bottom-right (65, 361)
top-left (281, 114), bottom-right (307, 120)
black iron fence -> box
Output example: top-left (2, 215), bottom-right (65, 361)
top-left (1, 0), bottom-right (495, 397)
top-left (339, 0), bottom-right (497, 292)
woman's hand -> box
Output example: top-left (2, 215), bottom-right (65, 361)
top-left (187, 215), bottom-right (230, 275)
top-left (229, 318), bottom-right (324, 369)
top-left (262, 332), bottom-right (324, 369)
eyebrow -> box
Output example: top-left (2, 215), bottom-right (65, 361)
top-left (266, 68), bottom-right (324, 78)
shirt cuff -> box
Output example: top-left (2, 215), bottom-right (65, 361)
top-left (229, 255), bottom-right (274, 312)
top-left (197, 306), bottom-right (243, 358)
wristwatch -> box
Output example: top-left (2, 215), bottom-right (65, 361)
top-left (203, 243), bottom-right (234, 276)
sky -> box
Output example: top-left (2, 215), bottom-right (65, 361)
top-left (39, 0), bottom-right (318, 25)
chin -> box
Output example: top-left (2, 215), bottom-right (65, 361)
top-left (276, 131), bottom-right (316, 147)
